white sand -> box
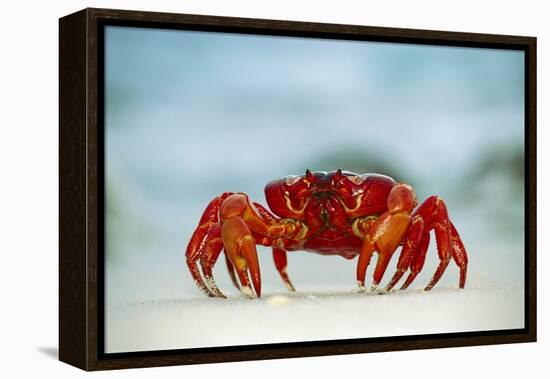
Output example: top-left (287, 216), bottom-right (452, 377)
top-left (106, 276), bottom-right (523, 353)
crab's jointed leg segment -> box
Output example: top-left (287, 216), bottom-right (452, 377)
top-left (424, 200), bottom-right (453, 290)
top-left (255, 201), bottom-right (298, 291)
top-left (185, 193), bottom-right (232, 297)
top-left (391, 195), bottom-right (468, 291)
top-left (414, 196), bottom-right (468, 290)
top-left (253, 202), bottom-right (277, 222)
top-left (384, 216), bottom-right (424, 291)
top-left (273, 247), bottom-right (296, 292)
top-left (356, 239), bottom-right (374, 291)
top-left (400, 231), bottom-right (430, 290)
top-left (198, 224), bottom-right (226, 298)
top-left (450, 222), bottom-right (468, 289)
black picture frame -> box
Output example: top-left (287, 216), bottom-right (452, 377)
top-left (59, 7), bottom-right (537, 371)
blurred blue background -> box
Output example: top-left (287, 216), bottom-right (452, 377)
top-left (104, 26), bottom-right (524, 308)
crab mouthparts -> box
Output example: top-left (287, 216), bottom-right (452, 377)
top-left (312, 189), bottom-right (335, 198)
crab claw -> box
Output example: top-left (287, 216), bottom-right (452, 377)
top-left (221, 217), bottom-right (261, 298)
top-left (357, 184), bottom-right (414, 292)
top-left (225, 255), bottom-right (241, 291)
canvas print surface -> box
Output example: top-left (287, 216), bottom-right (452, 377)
top-left (104, 26), bottom-right (525, 353)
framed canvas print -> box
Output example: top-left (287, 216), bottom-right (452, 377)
top-left (59, 8), bottom-right (537, 371)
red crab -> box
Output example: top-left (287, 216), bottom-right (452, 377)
top-left (186, 170), bottom-right (468, 298)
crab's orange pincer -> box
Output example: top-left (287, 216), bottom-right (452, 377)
top-left (185, 170), bottom-right (468, 298)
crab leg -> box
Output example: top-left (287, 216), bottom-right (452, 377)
top-left (397, 196), bottom-right (468, 291)
top-left (185, 192), bottom-right (232, 297)
top-left (253, 202), bottom-right (277, 221)
top-left (356, 238), bottom-right (375, 291)
top-left (384, 216), bottom-right (424, 291)
top-left (254, 202), bottom-right (297, 291)
top-left (185, 193), bottom-right (232, 297)
top-left (273, 247), bottom-right (296, 292)
top-left (416, 196), bottom-right (464, 290)
top-left (187, 254), bottom-right (213, 297)
top-left (400, 232), bottom-right (430, 290)
top-left (424, 201), bottom-right (453, 290)
top-left (186, 227), bottom-right (217, 296)
top-left (198, 224), bottom-right (226, 298)
top-left (450, 222), bottom-right (468, 289)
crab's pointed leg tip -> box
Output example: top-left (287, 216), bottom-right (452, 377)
top-left (424, 283), bottom-right (434, 291)
top-left (370, 284), bottom-right (379, 293)
top-left (240, 285), bottom-right (255, 299)
top-left (216, 292), bottom-right (227, 299)
top-left (357, 281), bottom-right (367, 293)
